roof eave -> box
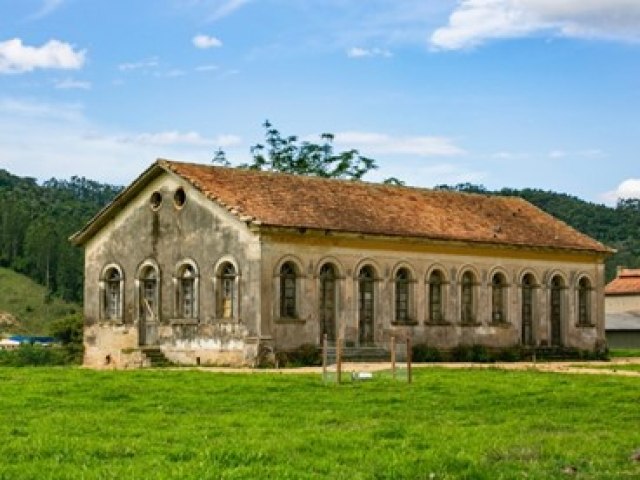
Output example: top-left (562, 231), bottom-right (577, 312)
top-left (255, 224), bottom-right (613, 256)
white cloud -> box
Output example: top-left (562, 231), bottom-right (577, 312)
top-left (208, 0), bottom-right (250, 21)
top-left (332, 131), bottom-right (465, 157)
top-left (0, 38), bottom-right (86, 74)
top-left (431, 0), bottom-right (640, 50)
top-left (0, 97), bottom-right (245, 185)
top-left (54, 78), bottom-right (91, 90)
top-left (29, 0), bottom-right (65, 20)
top-left (155, 69), bottom-right (186, 78)
top-left (193, 34), bottom-right (223, 49)
top-left (548, 148), bottom-right (604, 159)
top-left (0, 97), bottom-right (84, 122)
top-left (195, 64), bottom-right (219, 72)
top-left (601, 178), bottom-right (640, 204)
top-left (418, 163), bottom-right (486, 185)
top-left (346, 47), bottom-right (393, 58)
top-left (118, 131), bottom-right (241, 147)
top-left (118, 57), bottom-right (159, 71)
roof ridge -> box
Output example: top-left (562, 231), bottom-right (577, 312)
top-left (157, 157), bottom-right (524, 201)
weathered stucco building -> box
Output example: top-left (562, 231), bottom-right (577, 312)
top-left (604, 268), bottom-right (640, 348)
top-left (71, 159), bottom-right (611, 368)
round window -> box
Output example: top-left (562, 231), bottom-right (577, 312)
top-left (174, 187), bottom-right (186, 208)
top-left (150, 191), bottom-right (162, 210)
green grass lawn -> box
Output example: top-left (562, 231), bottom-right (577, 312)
top-left (610, 349), bottom-right (640, 358)
top-left (0, 368), bottom-right (638, 480)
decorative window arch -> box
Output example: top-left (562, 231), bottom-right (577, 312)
top-left (101, 264), bottom-right (124, 321)
top-left (175, 261), bottom-right (199, 319)
top-left (577, 276), bottom-right (592, 326)
top-left (491, 272), bottom-right (507, 323)
top-left (137, 261), bottom-right (160, 322)
top-left (394, 267), bottom-right (412, 323)
top-left (280, 261), bottom-right (298, 318)
top-left (216, 261), bottom-right (239, 319)
top-left (428, 269), bottom-right (446, 323)
top-left (460, 270), bottom-right (476, 324)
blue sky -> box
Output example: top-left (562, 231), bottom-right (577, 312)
top-left (1, 0), bottom-right (639, 204)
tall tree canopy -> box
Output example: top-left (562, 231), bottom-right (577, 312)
top-left (215, 120), bottom-right (379, 181)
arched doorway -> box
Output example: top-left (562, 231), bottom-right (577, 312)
top-left (550, 275), bottom-right (564, 346)
top-left (358, 266), bottom-right (375, 345)
top-left (521, 273), bottom-right (535, 346)
top-left (319, 264), bottom-right (337, 342)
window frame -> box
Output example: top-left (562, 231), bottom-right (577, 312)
top-left (577, 276), bottom-right (592, 327)
top-left (393, 267), bottom-right (413, 324)
top-left (174, 261), bottom-right (199, 321)
top-left (215, 261), bottom-right (239, 320)
top-left (279, 262), bottom-right (298, 319)
top-left (491, 272), bottom-right (508, 323)
top-left (428, 269), bottom-right (446, 323)
top-left (460, 270), bottom-right (476, 325)
top-left (100, 264), bottom-right (124, 322)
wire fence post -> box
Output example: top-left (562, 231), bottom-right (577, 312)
top-left (406, 336), bottom-right (412, 384)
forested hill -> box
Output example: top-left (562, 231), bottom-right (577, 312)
top-left (1, 170), bottom-right (638, 303)
top-left (0, 169), bottom-right (122, 303)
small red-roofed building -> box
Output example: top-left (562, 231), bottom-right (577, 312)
top-left (71, 160), bottom-right (612, 368)
top-left (605, 268), bottom-right (640, 349)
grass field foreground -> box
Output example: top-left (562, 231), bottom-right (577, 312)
top-left (0, 367), bottom-right (638, 479)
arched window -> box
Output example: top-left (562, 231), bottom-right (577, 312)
top-left (461, 271), bottom-right (475, 324)
top-left (218, 262), bottom-right (237, 319)
top-left (428, 270), bottom-right (445, 323)
top-left (395, 268), bottom-right (411, 323)
top-left (550, 275), bottom-right (564, 346)
top-left (578, 277), bottom-right (592, 326)
top-left (491, 273), bottom-right (507, 323)
top-left (358, 266), bottom-right (375, 344)
top-left (319, 263), bottom-right (337, 341)
top-left (521, 273), bottom-right (535, 346)
top-left (280, 262), bottom-right (297, 318)
top-left (103, 266), bottom-right (123, 320)
top-left (177, 264), bottom-right (198, 319)
top-left (139, 265), bottom-right (159, 321)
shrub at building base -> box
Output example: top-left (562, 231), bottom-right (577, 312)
top-left (49, 313), bottom-right (84, 364)
top-left (275, 344), bottom-right (322, 367)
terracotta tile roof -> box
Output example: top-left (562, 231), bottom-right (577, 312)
top-left (605, 269), bottom-right (640, 295)
top-left (160, 160), bottom-right (610, 253)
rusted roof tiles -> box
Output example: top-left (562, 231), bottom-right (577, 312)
top-left (605, 269), bottom-right (640, 295)
top-left (160, 159), bottom-right (610, 253)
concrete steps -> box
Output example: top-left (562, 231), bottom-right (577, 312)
top-left (141, 347), bottom-right (173, 367)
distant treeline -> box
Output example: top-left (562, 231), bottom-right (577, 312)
top-left (1, 169), bottom-right (637, 303)
top-left (0, 169), bottom-right (121, 303)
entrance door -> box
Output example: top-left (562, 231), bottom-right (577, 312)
top-left (358, 266), bottom-right (375, 345)
top-left (521, 274), bottom-right (534, 346)
top-left (550, 276), bottom-right (563, 346)
top-left (319, 264), bottom-right (336, 342)
top-left (139, 272), bottom-right (159, 346)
